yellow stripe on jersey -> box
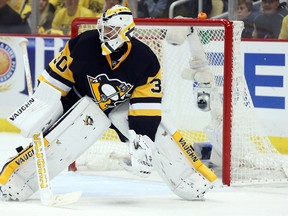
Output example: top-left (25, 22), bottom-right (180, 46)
top-left (38, 74), bottom-right (69, 96)
top-left (0, 138), bottom-right (50, 185)
top-left (131, 70), bottom-right (162, 99)
top-left (128, 109), bottom-right (161, 116)
top-left (48, 42), bottom-right (75, 84)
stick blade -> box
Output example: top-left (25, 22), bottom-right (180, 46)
top-left (46, 191), bottom-right (82, 207)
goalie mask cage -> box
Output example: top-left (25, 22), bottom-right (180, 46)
top-left (69, 17), bottom-right (288, 186)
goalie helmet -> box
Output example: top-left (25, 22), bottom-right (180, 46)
top-left (97, 5), bottom-right (135, 55)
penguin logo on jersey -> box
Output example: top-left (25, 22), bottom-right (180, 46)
top-left (87, 74), bottom-right (133, 110)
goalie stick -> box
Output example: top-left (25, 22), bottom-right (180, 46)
top-left (19, 38), bottom-right (82, 206)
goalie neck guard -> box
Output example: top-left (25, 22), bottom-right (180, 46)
top-left (97, 5), bottom-right (135, 55)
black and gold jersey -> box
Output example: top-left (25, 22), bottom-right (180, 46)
top-left (38, 29), bottom-right (162, 141)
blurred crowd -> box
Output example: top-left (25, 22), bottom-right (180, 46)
top-left (237, 0), bottom-right (288, 38)
top-left (0, 0), bottom-right (288, 39)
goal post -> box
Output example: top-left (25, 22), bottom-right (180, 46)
top-left (69, 17), bottom-right (288, 186)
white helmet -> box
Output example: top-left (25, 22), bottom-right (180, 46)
top-left (97, 5), bottom-right (135, 55)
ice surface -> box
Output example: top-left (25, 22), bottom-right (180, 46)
top-left (0, 133), bottom-right (287, 216)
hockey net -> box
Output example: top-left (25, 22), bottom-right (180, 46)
top-left (69, 18), bottom-right (288, 186)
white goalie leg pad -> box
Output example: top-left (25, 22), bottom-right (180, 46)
top-left (165, 17), bottom-right (193, 45)
top-left (186, 28), bottom-right (206, 60)
top-left (182, 61), bottom-right (213, 84)
top-left (182, 60), bottom-right (212, 82)
top-left (165, 26), bottom-right (191, 45)
top-left (165, 18), bottom-right (213, 87)
top-left (181, 32), bottom-right (213, 85)
top-left (7, 82), bottom-right (63, 137)
top-left (152, 119), bottom-right (217, 201)
top-left (0, 96), bottom-right (111, 201)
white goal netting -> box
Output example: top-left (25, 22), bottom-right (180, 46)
top-left (70, 18), bottom-right (288, 186)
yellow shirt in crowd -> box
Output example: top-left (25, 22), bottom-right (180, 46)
top-left (52, 5), bottom-right (94, 35)
top-left (279, 15), bottom-right (288, 39)
top-left (7, 0), bottom-right (31, 20)
top-left (49, 0), bottom-right (104, 16)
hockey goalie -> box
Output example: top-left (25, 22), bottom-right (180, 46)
top-left (0, 5), bottom-right (217, 203)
